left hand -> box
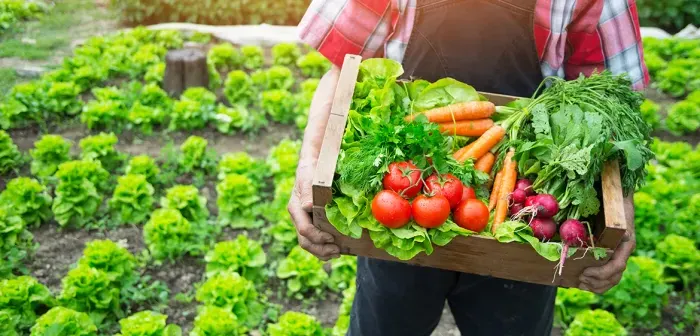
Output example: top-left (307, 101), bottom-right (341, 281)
top-left (578, 231), bottom-right (636, 294)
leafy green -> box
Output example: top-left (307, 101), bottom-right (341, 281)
top-left (143, 208), bottom-right (206, 261)
top-left (666, 100), bottom-right (700, 135)
top-left (195, 271), bottom-right (265, 329)
top-left (602, 256), bottom-right (670, 328)
top-left (52, 160), bottom-right (109, 228)
top-left (223, 70), bottom-right (256, 105)
top-left (160, 185), bottom-right (209, 223)
top-left (125, 155), bottom-right (160, 186)
top-left (564, 309), bottom-right (626, 336)
top-left (115, 311), bottom-right (181, 336)
top-left (81, 100), bottom-right (125, 130)
top-left (77, 239), bottom-right (137, 286)
top-left (44, 81), bottom-right (83, 116)
top-left (0, 177), bottom-right (52, 227)
top-left (207, 43), bottom-right (242, 73)
top-left (262, 89), bottom-right (295, 123)
top-left (79, 132), bottom-right (124, 172)
top-left (494, 221), bottom-right (602, 262)
top-left (109, 174), bottom-right (155, 225)
top-left (216, 174), bottom-right (261, 228)
top-left (255, 66), bottom-right (295, 91)
top-left (0, 130), bottom-right (21, 174)
top-left (271, 43), bottom-right (300, 66)
top-left (655, 234), bottom-right (699, 289)
top-left (276, 246), bottom-right (329, 297)
top-left (29, 307), bottom-right (97, 336)
top-left (328, 255), bottom-right (357, 293)
top-left (169, 100), bottom-right (207, 131)
top-left (555, 288), bottom-right (599, 327)
top-left (412, 78), bottom-right (481, 112)
top-left (297, 51), bottom-right (331, 78)
top-left (213, 104), bottom-right (248, 133)
top-left (179, 136), bottom-right (216, 174)
top-left (267, 139), bottom-right (301, 182)
top-left (0, 207), bottom-right (33, 277)
top-left (128, 103), bottom-right (164, 135)
top-left (217, 152), bottom-right (268, 184)
top-left (639, 99), bottom-right (661, 131)
top-left (205, 234), bottom-right (267, 281)
top-left (144, 62), bottom-right (165, 84)
top-left (190, 305), bottom-right (245, 336)
top-left (58, 264), bottom-right (123, 324)
top-left (267, 311), bottom-right (325, 336)
top-left (241, 45), bottom-right (264, 70)
top-left (0, 276), bottom-right (54, 333)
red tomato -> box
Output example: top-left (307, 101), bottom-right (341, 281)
top-left (425, 173), bottom-right (464, 209)
top-left (382, 161), bottom-right (422, 198)
top-left (371, 190), bottom-right (412, 229)
top-left (461, 187), bottom-right (477, 202)
top-left (412, 194), bottom-right (451, 228)
top-left (454, 199), bottom-right (490, 232)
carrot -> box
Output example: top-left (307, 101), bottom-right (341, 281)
top-left (405, 101), bottom-right (495, 123)
top-left (458, 125), bottom-right (505, 162)
top-left (492, 149), bottom-right (517, 233)
top-left (438, 119), bottom-right (494, 137)
top-left (474, 152), bottom-right (496, 174)
top-left (453, 141), bottom-right (476, 160)
top-left (488, 170), bottom-right (503, 211)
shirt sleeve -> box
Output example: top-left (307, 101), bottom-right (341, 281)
top-left (565, 0), bottom-right (650, 91)
top-left (297, 0), bottom-right (394, 68)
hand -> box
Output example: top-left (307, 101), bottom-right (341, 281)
top-left (287, 160), bottom-right (340, 261)
top-left (578, 231), bottom-right (635, 294)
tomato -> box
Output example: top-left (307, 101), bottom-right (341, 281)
top-left (412, 194), bottom-right (451, 228)
top-left (461, 187), bottom-right (477, 202)
top-left (382, 161), bottom-right (422, 198)
top-left (425, 173), bottom-right (464, 209)
top-left (371, 190), bottom-right (412, 228)
top-left (454, 199), bottom-right (490, 232)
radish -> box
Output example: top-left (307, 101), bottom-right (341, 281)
top-left (510, 203), bottom-right (524, 216)
top-left (511, 189), bottom-right (527, 204)
top-left (557, 219), bottom-right (589, 276)
top-left (532, 194), bottom-right (559, 218)
top-left (529, 218), bottom-right (556, 241)
top-left (524, 195), bottom-right (538, 207)
top-left (515, 179), bottom-right (534, 196)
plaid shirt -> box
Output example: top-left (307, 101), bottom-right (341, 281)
top-left (298, 0), bottom-right (650, 90)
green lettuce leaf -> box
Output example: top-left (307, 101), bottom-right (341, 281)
top-left (412, 78), bottom-right (480, 112)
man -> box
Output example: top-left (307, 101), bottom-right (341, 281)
top-left (289, 0), bottom-right (648, 335)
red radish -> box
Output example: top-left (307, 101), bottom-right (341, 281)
top-left (529, 218), bottom-right (556, 241)
top-left (532, 194), bottom-right (559, 219)
top-left (515, 179), bottom-right (534, 196)
top-left (509, 203), bottom-right (524, 216)
top-left (511, 189), bottom-right (527, 204)
top-left (524, 195), bottom-right (538, 207)
top-left (557, 219), bottom-right (589, 276)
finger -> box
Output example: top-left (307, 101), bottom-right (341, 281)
top-left (294, 165), bottom-right (315, 212)
top-left (582, 241), bottom-right (632, 280)
top-left (298, 235), bottom-right (340, 260)
top-left (288, 202), bottom-right (334, 244)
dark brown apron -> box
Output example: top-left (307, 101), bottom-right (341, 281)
top-left (401, 0), bottom-right (544, 98)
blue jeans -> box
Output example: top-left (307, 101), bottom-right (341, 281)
top-left (348, 257), bottom-right (556, 336)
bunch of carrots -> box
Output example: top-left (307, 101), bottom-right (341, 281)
top-left (411, 100), bottom-right (516, 234)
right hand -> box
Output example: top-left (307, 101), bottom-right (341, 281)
top-left (288, 160), bottom-right (340, 261)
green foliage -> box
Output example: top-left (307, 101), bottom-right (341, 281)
top-left (44, 81), bottom-right (83, 115)
top-left (128, 103), bottom-right (164, 135)
top-left (213, 104), bottom-right (248, 133)
top-left (267, 311), bottom-right (325, 336)
top-left (0, 98), bottom-right (32, 130)
top-left (328, 255), bottom-right (357, 293)
top-left (602, 256), bottom-right (670, 329)
top-left (29, 307), bottom-right (97, 336)
top-left (636, 0), bottom-right (700, 33)
top-left (632, 191), bottom-right (662, 252)
top-left (30, 134), bottom-right (71, 178)
top-left (655, 234), bottom-right (700, 288)
top-left (77, 239), bottom-right (138, 286)
top-left (0, 177), bottom-right (52, 228)
top-left (0, 276), bottom-right (54, 333)
top-left (262, 89), bottom-right (295, 123)
top-left (216, 152), bottom-right (267, 184)
top-left (564, 309), bottom-right (626, 336)
top-left (276, 246), bottom-right (328, 297)
top-left (169, 88), bottom-right (217, 131)
top-left (109, 174), bottom-right (155, 225)
top-left (179, 136), bottom-right (215, 174)
top-left (254, 66), bottom-right (294, 90)
top-left (666, 101), bottom-right (700, 135)
top-left (52, 160), bottom-right (109, 227)
top-left (125, 155), bottom-right (160, 186)
top-left (208, 43), bottom-right (241, 73)
top-left (115, 311), bottom-right (181, 336)
top-left (272, 43), bottom-right (301, 66)
top-left (143, 208), bottom-right (207, 261)
top-left (0, 130), bottom-right (21, 174)
top-left (205, 234), bottom-right (267, 281)
top-left (267, 139), bottom-right (301, 182)
top-left (79, 132), bottom-right (124, 172)
top-left (0, 0), bottom-right (46, 32)
top-left (216, 174), bottom-right (261, 228)
top-left (159, 185), bottom-right (209, 223)
top-left (0, 206), bottom-right (34, 277)
top-left (195, 271), bottom-right (265, 329)
top-left (190, 305), bottom-right (245, 336)
top-left (262, 177), bottom-right (297, 254)
top-left (241, 45), bottom-right (264, 70)
top-left (332, 278), bottom-right (355, 336)
top-left (58, 264), bottom-right (123, 324)
top-left (187, 32), bottom-right (212, 44)
top-left (81, 100), bottom-right (125, 130)
top-left (223, 70), bottom-right (256, 105)
top-left (144, 62), bottom-right (165, 84)
top-left (639, 99), bottom-right (660, 131)
top-left (297, 51), bottom-right (331, 78)
top-left (554, 288), bottom-right (599, 327)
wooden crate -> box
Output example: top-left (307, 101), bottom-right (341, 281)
top-left (311, 55), bottom-right (628, 288)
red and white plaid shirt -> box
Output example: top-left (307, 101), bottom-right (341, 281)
top-left (298, 0), bottom-right (650, 90)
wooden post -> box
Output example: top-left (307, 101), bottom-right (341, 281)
top-left (163, 48), bottom-right (209, 97)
